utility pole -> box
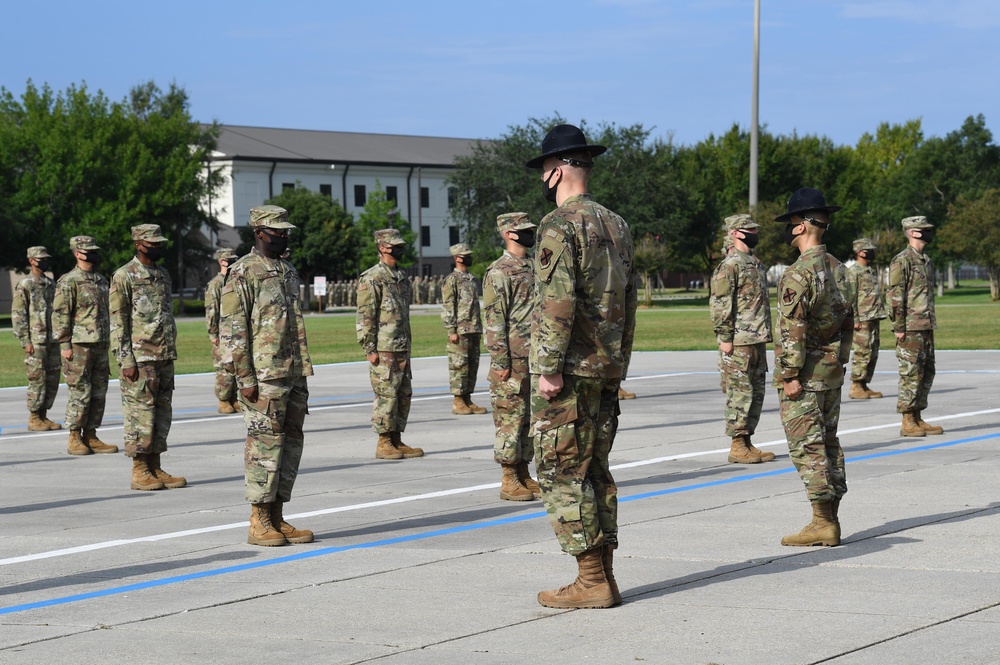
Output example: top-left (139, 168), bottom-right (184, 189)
top-left (749, 0), bottom-right (761, 210)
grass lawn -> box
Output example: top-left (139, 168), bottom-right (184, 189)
top-left (1, 284), bottom-right (996, 388)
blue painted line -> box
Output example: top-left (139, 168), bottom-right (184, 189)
top-left (2, 431), bottom-right (998, 617)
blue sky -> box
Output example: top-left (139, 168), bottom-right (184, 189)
top-left (4, 0), bottom-right (998, 146)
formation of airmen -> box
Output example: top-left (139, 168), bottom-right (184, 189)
top-left (323, 275), bottom-right (447, 308)
top-left (9, 124), bottom-right (942, 610)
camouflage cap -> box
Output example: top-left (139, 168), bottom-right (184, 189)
top-left (132, 224), bottom-right (168, 243)
top-left (214, 247), bottom-right (238, 261)
top-left (449, 242), bottom-right (472, 257)
top-left (374, 228), bottom-right (405, 245)
top-left (249, 204), bottom-right (296, 229)
top-left (901, 216), bottom-right (934, 230)
top-left (27, 246), bottom-right (52, 259)
top-left (853, 238), bottom-right (876, 253)
top-left (724, 214), bottom-right (759, 231)
top-left (496, 212), bottom-right (536, 234)
top-left (70, 235), bottom-right (100, 251)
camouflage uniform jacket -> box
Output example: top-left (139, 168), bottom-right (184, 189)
top-left (847, 263), bottom-right (886, 322)
top-left (204, 271), bottom-right (226, 344)
top-left (52, 267), bottom-right (110, 349)
top-left (441, 270), bottom-right (482, 335)
top-left (887, 245), bottom-right (936, 332)
top-left (773, 245), bottom-right (853, 390)
top-left (220, 248), bottom-right (313, 390)
top-left (709, 249), bottom-right (773, 345)
top-left (529, 193), bottom-right (637, 379)
top-left (12, 273), bottom-right (55, 347)
top-left (356, 260), bottom-right (412, 354)
top-left (110, 257), bottom-right (178, 368)
top-left (483, 251), bottom-right (535, 371)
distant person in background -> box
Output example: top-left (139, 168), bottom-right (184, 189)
top-left (205, 247), bottom-right (239, 414)
top-left (847, 238), bottom-right (887, 400)
top-left (442, 242), bottom-right (486, 415)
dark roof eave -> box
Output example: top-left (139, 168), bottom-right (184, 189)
top-left (209, 155), bottom-right (457, 170)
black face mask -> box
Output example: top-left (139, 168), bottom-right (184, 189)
top-left (81, 251), bottom-right (100, 266)
top-left (542, 170), bottom-right (560, 203)
top-left (457, 255), bottom-right (473, 267)
top-left (35, 259), bottom-right (51, 272)
top-left (512, 229), bottom-right (536, 249)
top-left (737, 231), bottom-right (759, 249)
top-left (782, 223), bottom-right (801, 247)
top-left (389, 245), bottom-right (405, 260)
top-left (915, 229), bottom-right (934, 243)
top-left (141, 245), bottom-right (165, 262)
top-left (859, 251), bottom-right (875, 261)
top-left (259, 230), bottom-right (289, 255)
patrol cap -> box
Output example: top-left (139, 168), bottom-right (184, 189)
top-left (374, 228), bottom-right (405, 245)
top-left (901, 216), bottom-right (933, 230)
top-left (449, 243), bottom-right (472, 257)
top-left (27, 246), bottom-right (52, 259)
top-left (214, 247), bottom-right (238, 261)
top-left (249, 205), bottom-right (296, 229)
top-left (496, 212), bottom-right (536, 234)
top-left (132, 224), bottom-right (168, 243)
top-left (724, 214), bottom-right (759, 231)
top-left (853, 238), bottom-right (876, 253)
top-left (70, 236), bottom-right (100, 251)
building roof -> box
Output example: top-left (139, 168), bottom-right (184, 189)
top-left (210, 125), bottom-right (482, 168)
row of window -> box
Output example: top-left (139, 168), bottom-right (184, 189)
top-left (280, 182), bottom-right (458, 210)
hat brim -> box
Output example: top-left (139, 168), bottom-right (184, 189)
top-left (75, 244), bottom-right (101, 251)
top-left (525, 144), bottom-right (607, 169)
top-left (774, 205), bottom-right (842, 223)
top-left (730, 222), bottom-right (760, 231)
top-left (140, 235), bottom-right (169, 243)
top-left (381, 238), bottom-right (405, 245)
top-left (255, 221), bottom-right (296, 229)
top-left (32, 251), bottom-right (53, 259)
top-left (511, 221), bottom-right (537, 230)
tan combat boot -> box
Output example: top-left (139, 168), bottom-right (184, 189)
top-left (131, 455), bottom-right (166, 490)
top-left (375, 433), bottom-right (403, 460)
top-left (863, 383), bottom-right (883, 399)
top-left (452, 395), bottom-right (472, 415)
top-left (745, 437), bottom-right (775, 462)
top-left (617, 387), bottom-right (636, 400)
top-left (67, 429), bottom-right (92, 455)
top-left (463, 394), bottom-right (487, 414)
top-left (271, 501), bottom-right (314, 544)
top-left (40, 410), bottom-right (62, 430)
top-left (391, 432), bottom-right (424, 458)
top-left (900, 411), bottom-right (926, 437)
top-left (915, 410), bottom-right (944, 435)
top-left (831, 497), bottom-right (841, 525)
top-left (500, 464), bottom-right (534, 501)
top-left (537, 547), bottom-right (615, 609)
top-left (848, 381), bottom-right (868, 400)
top-left (516, 461), bottom-right (542, 499)
top-left (28, 412), bottom-right (48, 431)
top-left (84, 429), bottom-right (119, 454)
top-left (248, 502), bottom-right (287, 546)
top-left (148, 453), bottom-right (187, 488)
top-left (728, 436), bottom-right (764, 464)
top-left (602, 544), bottom-right (623, 607)
top-left (781, 501), bottom-right (840, 547)
top-left (217, 399), bottom-right (236, 414)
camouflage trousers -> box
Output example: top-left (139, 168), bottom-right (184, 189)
top-left (211, 343), bottom-right (236, 402)
top-left (896, 330), bottom-right (935, 413)
top-left (851, 320), bottom-right (882, 383)
top-left (239, 376), bottom-right (309, 504)
top-left (447, 333), bottom-right (481, 396)
top-left (369, 351), bottom-right (412, 434)
top-left (778, 386), bottom-right (847, 504)
top-left (120, 360), bottom-right (174, 457)
top-left (721, 343), bottom-right (768, 437)
top-left (531, 374), bottom-right (620, 556)
top-left (62, 343), bottom-right (109, 431)
top-left (489, 357), bottom-right (532, 465)
top-left (25, 342), bottom-right (61, 413)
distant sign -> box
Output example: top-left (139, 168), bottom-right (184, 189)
top-left (313, 276), bottom-right (327, 297)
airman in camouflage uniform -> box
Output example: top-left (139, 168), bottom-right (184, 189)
top-left (888, 216), bottom-right (944, 437)
top-left (205, 247), bottom-right (239, 414)
top-left (111, 224), bottom-right (185, 491)
top-left (357, 228), bottom-right (424, 460)
top-left (443, 242), bottom-right (487, 415)
top-left (221, 205), bottom-right (314, 546)
top-left (773, 188), bottom-right (853, 548)
top-left (526, 124), bottom-right (636, 609)
top-left (847, 238), bottom-right (887, 400)
top-left (12, 246), bottom-right (62, 431)
top-left (710, 214), bottom-right (775, 464)
top-left (52, 236), bottom-right (119, 456)
top-left (484, 212), bottom-right (541, 502)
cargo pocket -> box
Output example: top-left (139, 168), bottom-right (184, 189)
top-left (532, 393), bottom-right (580, 470)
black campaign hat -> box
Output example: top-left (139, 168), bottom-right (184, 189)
top-left (525, 124), bottom-right (607, 169)
top-left (774, 187), bottom-right (842, 222)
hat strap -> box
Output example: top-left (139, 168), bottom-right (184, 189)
top-left (556, 156), bottom-right (594, 168)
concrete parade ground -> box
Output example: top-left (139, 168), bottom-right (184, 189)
top-left (1, 350), bottom-right (999, 665)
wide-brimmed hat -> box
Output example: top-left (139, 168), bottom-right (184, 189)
top-left (525, 124), bottom-right (607, 169)
top-left (774, 187), bottom-right (842, 223)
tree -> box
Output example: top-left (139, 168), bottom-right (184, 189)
top-left (940, 189), bottom-right (1000, 300)
top-left (354, 180), bottom-right (417, 273)
top-left (633, 234), bottom-right (671, 306)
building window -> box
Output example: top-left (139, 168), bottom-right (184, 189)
top-left (420, 187), bottom-right (430, 208)
top-left (421, 226), bottom-right (431, 247)
top-left (282, 182), bottom-right (295, 192)
top-left (386, 186), bottom-right (398, 204)
top-left (449, 226), bottom-right (460, 245)
top-left (448, 187), bottom-right (458, 209)
top-left (354, 184), bottom-right (366, 207)
top-left (319, 184), bottom-right (332, 199)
